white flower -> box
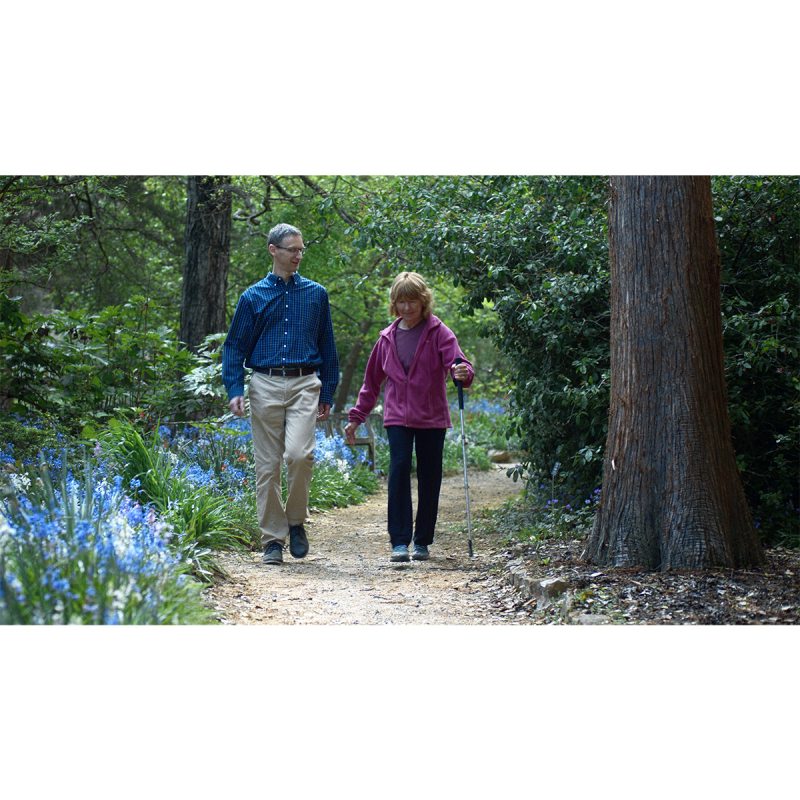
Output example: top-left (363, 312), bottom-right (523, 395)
top-left (9, 473), bottom-right (31, 493)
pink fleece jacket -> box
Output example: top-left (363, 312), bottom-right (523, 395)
top-left (348, 314), bottom-right (474, 429)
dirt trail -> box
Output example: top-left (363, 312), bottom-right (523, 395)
top-left (204, 466), bottom-right (525, 624)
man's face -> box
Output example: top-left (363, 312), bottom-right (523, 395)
top-left (269, 234), bottom-right (305, 274)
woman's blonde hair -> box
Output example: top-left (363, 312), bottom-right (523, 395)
top-left (389, 271), bottom-right (433, 319)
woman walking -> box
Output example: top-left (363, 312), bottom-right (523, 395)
top-left (345, 272), bottom-right (474, 562)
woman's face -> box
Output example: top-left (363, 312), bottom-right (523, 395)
top-left (396, 296), bottom-right (423, 327)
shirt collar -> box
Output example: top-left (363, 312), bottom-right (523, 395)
top-left (266, 272), bottom-right (303, 287)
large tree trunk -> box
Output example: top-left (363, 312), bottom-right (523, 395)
top-left (584, 176), bottom-right (763, 570)
top-left (180, 176), bottom-right (231, 351)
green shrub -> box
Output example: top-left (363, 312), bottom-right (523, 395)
top-left (309, 463), bottom-right (380, 511)
top-left (0, 293), bottom-right (197, 434)
top-left (715, 176), bottom-right (800, 545)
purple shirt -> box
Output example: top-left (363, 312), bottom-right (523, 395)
top-left (395, 322), bottom-right (425, 373)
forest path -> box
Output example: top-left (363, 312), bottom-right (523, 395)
top-left (204, 466), bottom-right (526, 624)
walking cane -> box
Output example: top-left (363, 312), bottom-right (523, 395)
top-left (453, 357), bottom-right (474, 557)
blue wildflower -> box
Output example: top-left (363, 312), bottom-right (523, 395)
top-left (1, 443), bottom-right (15, 465)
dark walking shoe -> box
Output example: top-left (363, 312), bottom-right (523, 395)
top-left (262, 540), bottom-right (284, 565)
top-left (411, 544), bottom-right (430, 561)
top-left (390, 544), bottom-right (410, 563)
top-left (289, 524), bottom-right (309, 558)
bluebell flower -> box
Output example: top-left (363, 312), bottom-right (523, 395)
top-left (223, 417), bottom-right (252, 436)
top-left (183, 463), bottom-right (216, 488)
top-left (1, 443), bottom-right (15, 465)
top-left (0, 451), bottom-right (198, 624)
top-left (73, 519), bottom-right (93, 548)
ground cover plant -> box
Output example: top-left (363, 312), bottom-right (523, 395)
top-left (0, 448), bottom-right (214, 624)
top-left (0, 413), bottom-right (386, 624)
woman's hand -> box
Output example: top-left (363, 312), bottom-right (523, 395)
top-left (344, 420), bottom-right (358, 446)
top-left (451, 362), bottom-right (470, 383)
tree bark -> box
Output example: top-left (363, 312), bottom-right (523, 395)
top-left (585, 176), bottom-right (763, 570)
top-left (180, 176), bottom-right (231, 351)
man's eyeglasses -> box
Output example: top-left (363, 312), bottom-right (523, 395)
top-left (274, 245), bottom-right (306, 256)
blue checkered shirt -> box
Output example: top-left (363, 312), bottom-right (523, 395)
top-left (222, 272), bottom-right (339, 405)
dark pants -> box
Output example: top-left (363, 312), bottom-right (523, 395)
top-left (385, 426), bottom-right (446, 548)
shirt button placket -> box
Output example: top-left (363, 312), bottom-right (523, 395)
top-left (283, 289), bottom-right (289, 364)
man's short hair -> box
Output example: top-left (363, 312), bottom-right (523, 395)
top-left (268, 223), bottom-right (302, 246)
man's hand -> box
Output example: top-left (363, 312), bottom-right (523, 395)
top-left (229, 396), bottom-right (246, 417)
top-left (317, 403), bottom-right (331, 422)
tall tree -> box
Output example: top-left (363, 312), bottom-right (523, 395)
top-left (180, 176), bottom-right (231, 351)
top-left (585, 176), bottom-right (764, 570)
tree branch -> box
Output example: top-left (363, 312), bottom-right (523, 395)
top-left (297, 176), bottom-right (360, 227)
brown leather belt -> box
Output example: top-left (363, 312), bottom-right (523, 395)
top-left (253, 365), bottom-right (318, 377)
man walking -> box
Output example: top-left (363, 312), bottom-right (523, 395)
top-left (223, 223), bottom-right (339, 565)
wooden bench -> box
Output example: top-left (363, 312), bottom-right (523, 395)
top-left (317, 412), bottom-right (381, 470)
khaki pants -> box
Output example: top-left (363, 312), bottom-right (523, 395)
top-left (248, 371), bottom-right (321, 547)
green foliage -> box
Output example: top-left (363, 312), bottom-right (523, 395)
top-left (714, 176), bottom-right (800, 544)
top-left (442, 436), bottom-right (492, 474)
top-left (0, 414), bottom-right (66, 465)
top-left (359, 176), bottom-right (610, 495)
top-left (99, 417), bottom-right (382, 557)
top-left (484, 483), bottom-right (601, 548)
top-left (1, 292), bottom-right (197, 431)
top-left (99, 419), bottom-right (251, 581)
top-left (180, 332), bottom-right (229, 417)
top-left (0, 177), bottom-right (91, 299)
top-left (1, 176), bottom-right (186, 315)
top-left (309, 463), bottom-right (380, 511)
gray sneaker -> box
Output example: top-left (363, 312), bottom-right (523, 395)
top-left (411, 544), bottom-right (430, 561)
top-left (262, 540), bottom-right (284, 565)
top-left (390, 544), bottom-right (410, 563)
